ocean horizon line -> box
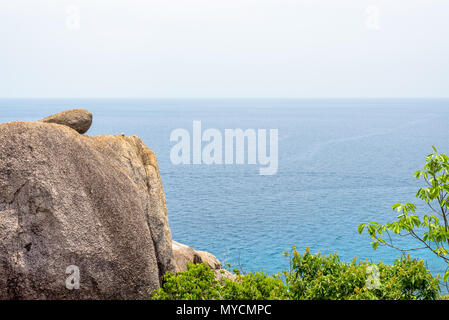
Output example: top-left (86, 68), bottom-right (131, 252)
top-left (1, 97), bottom-right (449, 101)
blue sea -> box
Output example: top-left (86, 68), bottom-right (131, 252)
top-left (2, 98), bottom-right (449, 281)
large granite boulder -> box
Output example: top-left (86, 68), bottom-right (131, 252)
top-left (40, 109), bottom-right (92, 134)
top-left (172, 241), bottom-right (236, 281)
top-left (0, 120), bottom-right (175, 299)
top-left (172, 241), bottom-right (222, 272)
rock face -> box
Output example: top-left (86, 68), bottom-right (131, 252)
top-left (172, 241), bottom-right (236, 281)
top-left (172, 241), bottom-right (222, 272)
top-left (40, 109), bottom-right (92, 134)
top-left (0, 120), bottom-right (175, 299)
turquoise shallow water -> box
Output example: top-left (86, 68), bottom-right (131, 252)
top-left (2, 98), bottom-right (449, 281)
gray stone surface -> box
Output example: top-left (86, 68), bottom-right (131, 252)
top-left (0, 121), bottom-right (175, 299)
top-left (172, 241), bottom-right (222, 272)
top-left (40, 109), bottom-right (92, 134)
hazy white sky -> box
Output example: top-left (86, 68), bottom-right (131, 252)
top-left (1, 0), bottom-right (449, 98)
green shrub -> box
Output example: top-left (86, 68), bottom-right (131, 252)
top-left (152, 263), bottom-right (286, 300)
top-left (152, 247), bottom-right (440, 300)
top-left (218, 271), bottom-right (287, 300)
top-left (284, 247), bottom-right (440, 300)
top-left (152, 263), bottom-right (220, 300)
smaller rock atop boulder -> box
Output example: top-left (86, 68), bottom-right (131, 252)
top-left (172, 241), bottom-right (222, 272)
top-left (40, 109), bottom-right (92, 134)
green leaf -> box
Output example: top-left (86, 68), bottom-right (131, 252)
top-left (358, 224), bottom-right (366, 234)
top-left (444, 270), bottom-right (449, 282)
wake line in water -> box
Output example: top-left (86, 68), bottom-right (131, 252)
top-left (289, 113), bottom-right (437, 164)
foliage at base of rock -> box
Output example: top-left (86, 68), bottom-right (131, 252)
top-left (152, 247), bottom-right (440, 300)
top-left (284, 247), bottom-right (439, 300)
top-left (152, 263), bottom-right (286, 300)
